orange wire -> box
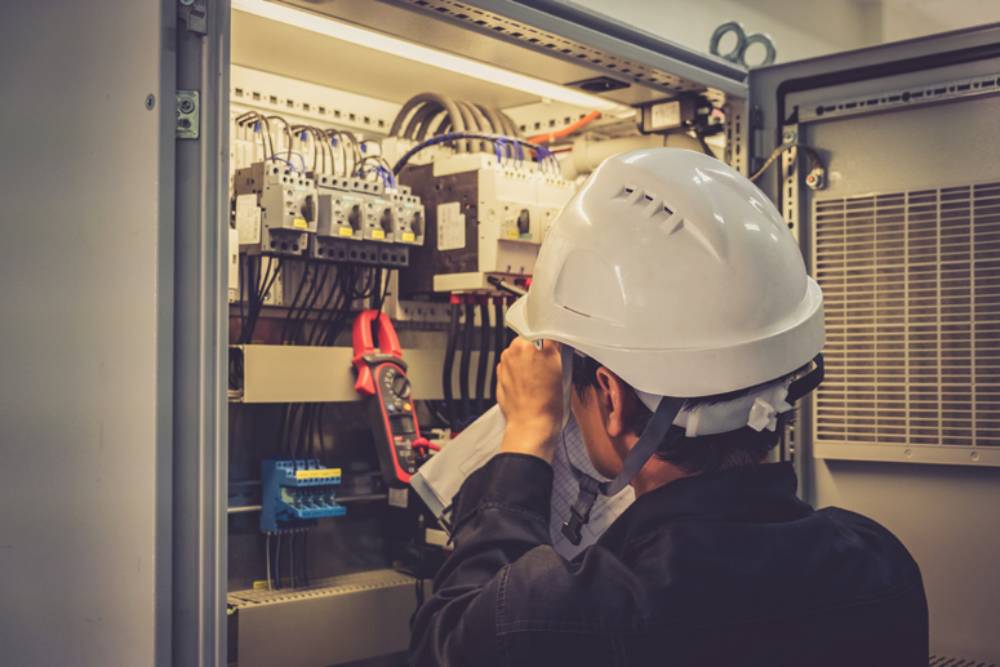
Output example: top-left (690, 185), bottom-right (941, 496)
top-left (528, 110), bottom-right (602, 144)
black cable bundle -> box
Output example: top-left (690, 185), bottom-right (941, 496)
top-left (281, 261), bottom-right (312, 343)
top-left (442, 297), bottom-right (460, 429)
top-left (475, 298), bottom-right (490, 415)
top-left (491, 296), bottom-right (505, 403)
top-left (458, 299), bottom-right (475, 426)
top-left (240, 256), bottom-right (282, 343)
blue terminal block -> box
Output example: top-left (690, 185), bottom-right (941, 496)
top-left (260, 459), bottom-right (347, 533)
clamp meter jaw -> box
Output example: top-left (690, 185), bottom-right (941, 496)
top-left (352, 310), bottom-right (431, 487)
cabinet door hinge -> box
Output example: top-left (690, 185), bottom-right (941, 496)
top-left (179, 0), bottom-right (207, 35)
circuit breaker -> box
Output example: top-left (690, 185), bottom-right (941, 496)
top-left (313, 174), bottom-right (424, 266)
top-left (233, 161), bottom-right (318, 256)
top-left (390, 186), bottom-right (425, 247)
top-left (398, 154), bottom-right (573, 296)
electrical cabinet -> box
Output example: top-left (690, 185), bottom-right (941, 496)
top-left (8, 1), bottom-right (1000, 666)
top-left (217, 3), bottom-right (748, 667)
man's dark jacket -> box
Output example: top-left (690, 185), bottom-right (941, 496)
top-left (410, 454), bottom-right (928, 666)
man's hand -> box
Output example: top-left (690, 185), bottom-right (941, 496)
top-left (496, 338), bottom-right (563, 463)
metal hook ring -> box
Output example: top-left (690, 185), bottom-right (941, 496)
top-left (740, 32), bottom-right (777, 67)
top-left (709, 21), bottom-right (747, 63)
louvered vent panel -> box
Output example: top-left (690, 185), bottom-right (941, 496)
top-left (813, 181), bottom-right (1000, 457)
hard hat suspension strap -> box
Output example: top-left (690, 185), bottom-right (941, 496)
top-left (786, 354), bottom-right (824, 403)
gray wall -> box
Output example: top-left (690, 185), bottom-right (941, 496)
top-left (0, 2), bottom-right (174, 665)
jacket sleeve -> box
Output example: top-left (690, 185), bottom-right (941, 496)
top-left (409, 452), bottom-right (554, 667)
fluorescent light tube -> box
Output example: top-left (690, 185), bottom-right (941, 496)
top-left (232, 0), bottom-right (623, 111)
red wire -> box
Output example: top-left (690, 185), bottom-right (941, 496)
top-left (528, 110), bottom-right (602, 144)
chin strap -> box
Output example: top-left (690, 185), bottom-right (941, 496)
top-left (561, 396), bottom-right (686, 545)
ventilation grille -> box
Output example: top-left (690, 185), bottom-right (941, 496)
top-left (813, 182), bottom-right (1000, 453)
top-left (929, 656), bottom-right (997, 667)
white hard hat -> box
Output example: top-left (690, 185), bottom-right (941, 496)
top-left (506, 147), bottom-right (824, 399)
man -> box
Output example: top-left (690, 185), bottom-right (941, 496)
top-left (410, 149), bottom-right (928, 665)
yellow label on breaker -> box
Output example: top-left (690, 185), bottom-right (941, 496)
top-left (402, 232), bottom-right (415, 242)
top-left (339, 226), bottom-right (354, 237)
top-left (371, 229), bottom-right (385, 240)
top-left (295, 468), bottom-right (342, 480)
top-left (293, 217), bottom-right (308, 230)
top-left (504, 229), bottom-right (519, 240)
top-left (252, 580), bottom-right (269, 590)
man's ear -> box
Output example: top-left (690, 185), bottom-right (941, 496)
top-left (595, 367), bottom-right (648, 440)
top-left (595, 367), bottom-right (628, 438)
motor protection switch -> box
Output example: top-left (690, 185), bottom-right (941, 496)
top-left (315, 175), bottom-right (376, 243)
top-left (312, 176), bottom-right (423, 264)
top-left (352, 310), bottom-right (431, 486)
top-left (390, 186), bottom-right (425, 246)
top-left (233, 161), bottom-right (318, 256)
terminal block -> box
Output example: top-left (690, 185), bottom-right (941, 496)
top-left (260, 459), bottom-right (346, 533)
top-left (233, 162), bottom-right (318, 256)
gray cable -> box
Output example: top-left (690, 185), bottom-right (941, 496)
top-left (390, 93), bottom-right (468, 152)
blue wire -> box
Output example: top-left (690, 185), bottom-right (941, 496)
top-left (392, 132), bottom-right (543, 175)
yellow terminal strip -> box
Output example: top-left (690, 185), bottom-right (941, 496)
top-left (295, 468), bottom-right (342, 480)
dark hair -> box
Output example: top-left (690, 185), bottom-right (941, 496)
top-left (571, 354), bottom-right (801, 474)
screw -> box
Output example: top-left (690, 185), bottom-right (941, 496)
top-left (179, 0), bottom-right (195, 5)
top-left (178, 97), bottom-right (195, 114)
top-left (145, 94), bottom-right (156, 110)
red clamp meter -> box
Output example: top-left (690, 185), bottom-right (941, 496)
top-left (352, 310), bottom-right (430, 486)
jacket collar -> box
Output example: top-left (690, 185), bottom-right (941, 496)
top-left (598, 462), bottom-right (812, 548)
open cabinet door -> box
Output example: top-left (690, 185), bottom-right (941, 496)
top-left (750, 26), bottom-right (1000, 664)
top-left (0, 1), bottom-right (231, 665)
top-left (0, 1), bottom-right (179, 666)
top-left (174, 1), bottom-right (231, 666)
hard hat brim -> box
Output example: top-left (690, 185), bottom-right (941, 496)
top-left (502, 279), bottom-right (824, 398)
top-left (504, 294), bottom-right (535, 339)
